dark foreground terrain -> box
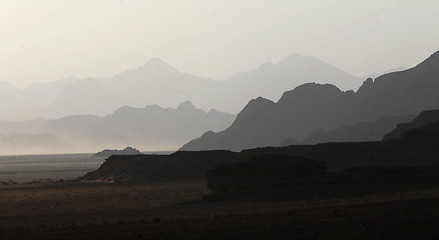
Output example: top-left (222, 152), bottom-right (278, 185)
top-left (1, 179), bottom-right (439, 240)
top-left (2, 112), bottom-right (439, 239)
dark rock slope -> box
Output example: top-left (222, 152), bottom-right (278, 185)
top-left (82, 110), bottom-right (439, 184)
top-left (181, 50), bottom-right (439, 151)
top-left (299, 114), bottom-right (415, 145)
top-left (383, 109), bottom-right (439, 140)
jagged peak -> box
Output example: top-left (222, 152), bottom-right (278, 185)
top-left (236, 97), bottom-right (275, 117)
top-left (356, 78), bottom-right (374, 93)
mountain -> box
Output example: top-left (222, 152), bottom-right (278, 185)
top-left (0, 101), bottom-right (235, 155)
top-left (362, 67), bottom-right (407, 80)
top-left (84, 110), bottom-right (439, 185)
top-left (0, 54), bottom-right (361, 121)
top-left (0, 118), bottom-right (48, 136)
top-left (101, 55), bottom-right (361, 114)
top-left (180, 84), bottom-right (354, 151)
top-left (0, 77), bottom-right (80, 120)
top-left (42, 78), bottom-right (125, 118)
top-left (298, 114), bottom-right (415, 145)
top-left (0, 95), bottom-right (43, 121)
top-left (180, 50), bottom-right (439, 151)
top-left (383, 110), bottom-right (439, 141)
top-left (102, 58), bottom-right (219, 111)
top-left (93, 147), bottom-right (143, 158)
top-left (36, 101), bottom-right (235, 154)
top-left (22, 76), bottom-right (80, 106)
top-left (211, 54), bottom-right (361, 113)
top-left (0, 81), bottom-right (21, 96)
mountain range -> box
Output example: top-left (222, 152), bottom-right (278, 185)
top-left (0, 101), bottom-right (234, 155)
top-left (0, 54), bottom-right (362, 120)
top-left (295, 114), bottom-right (415, 145)
top-left (180, 50), bottom-right (439, 151)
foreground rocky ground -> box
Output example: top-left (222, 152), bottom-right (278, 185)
top-left (1, 180), bottom-right (439, 239)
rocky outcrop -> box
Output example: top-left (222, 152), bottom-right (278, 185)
top-left (93, 147), bottom-right (142, 158)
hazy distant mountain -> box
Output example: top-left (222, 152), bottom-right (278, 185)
top-left (0, 101), bottom-right (235, 155)
top-left (299, 115), bottom-right (415, 145)
top-left (0, 77), bottom-right (82, 120)
top-left (101, 55), bottom-right (361, 114)
top-left (361, 67), bottom-right (407, 80)
top-left (0, 81), bottom-right (21, 96)
top-left (102, 58), bottom-right (219, 111)
top-left (22, 76), bottom-right (80, 105)
top-left (216, 54), bottom-right (361, 112)
top-left (43, 78), bottom-right (125, 118)
top-left (180, 50), bottom-right (439, 151)
top-left (0, 95), bottom-right (42, 121)
top-left (0, 54), bottom-right (362, 120)
top-left (37, 101), bottom-right (235, 153)
top-left (0, 118), bottom-right (48, 136)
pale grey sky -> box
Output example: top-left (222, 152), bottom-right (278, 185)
top-left (0, 0), bottom-right (438, 87)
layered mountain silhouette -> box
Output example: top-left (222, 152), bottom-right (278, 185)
top-left (83, 110), bottom-right (439, 185)
top-left (209, 54), bottom-right (361, 113)
top-left (0, 101), bottom-right (235, 155)
top-left (383, 110), bottom-right (439, 141)
top-left (180, 51), bottom-right (439, 151)
top-left (0, 77), bottom-right (79, 120)
top-left (0, 54), bottom-right (360, 120)
top-left (296, 114), bottom-right (415, 145)
top-left (43, 78), bottom-right (124, 118)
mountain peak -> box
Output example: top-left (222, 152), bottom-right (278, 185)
top-left (143, 58), bottom-right (176, 72)
top-left (258, 62), bottom-right (275, 70)
top-left (177, 101), bottom-right (198, 111)
top-left (282, 54), bottom-right (318, 64)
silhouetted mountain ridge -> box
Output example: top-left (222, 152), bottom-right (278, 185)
top-left (83, 110), bottom-right (439, 185)
top-left (181, 50), bottom-right (439, 151)
top-left (0, 54), bottom-right (362, 120)
top-left (299, 114), bottom-right (415, 145)
top-left (383, 109), bottom-right (439, 140)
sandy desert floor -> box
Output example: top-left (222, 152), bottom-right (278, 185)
top-left (1, 179), bottom-right (439, 239)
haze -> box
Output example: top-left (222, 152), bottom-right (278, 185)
top-left (1, 0), bottom-right (438, 88)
